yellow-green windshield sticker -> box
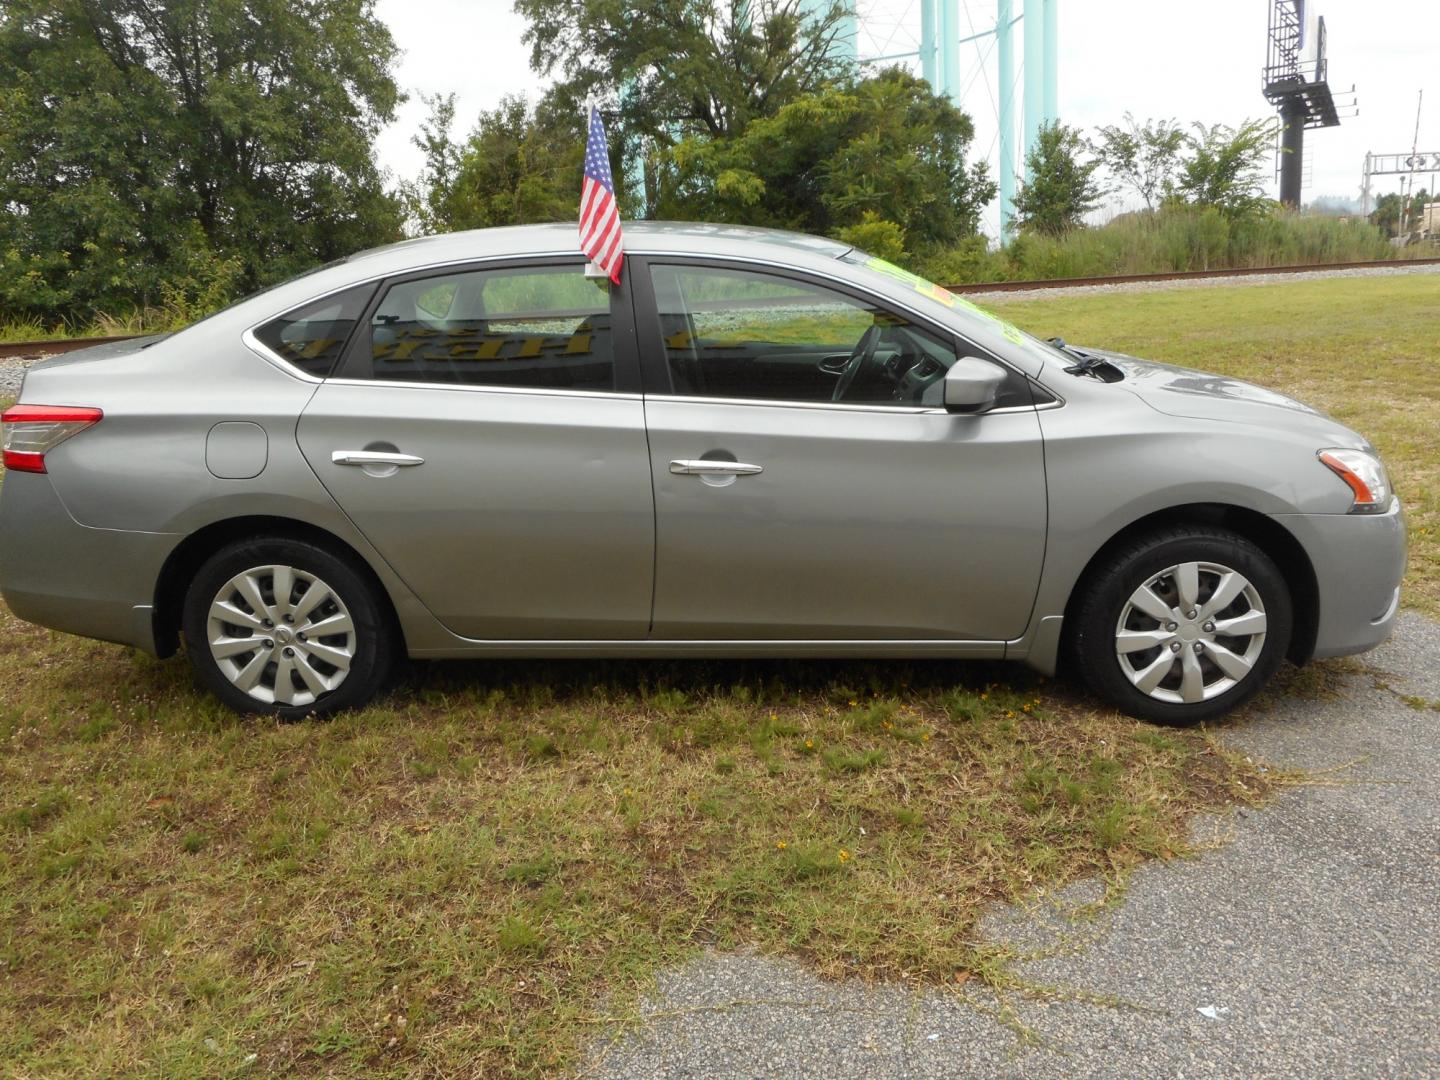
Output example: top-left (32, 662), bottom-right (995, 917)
top-left (864, 257), bottom-right (1027, 346)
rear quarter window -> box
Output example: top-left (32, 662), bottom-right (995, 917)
top-left (253, 284), bottom-right (377, 378)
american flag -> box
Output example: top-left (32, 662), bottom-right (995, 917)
top-left (579, 104), bottom-right (625, 284)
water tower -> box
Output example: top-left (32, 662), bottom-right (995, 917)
top-left (844, 0), bottom-right (1060, 238)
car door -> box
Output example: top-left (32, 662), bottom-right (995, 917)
top-left (632, 258), bottom-right (1048, 642)
top-left (294, 259), bottom-right (654, 640)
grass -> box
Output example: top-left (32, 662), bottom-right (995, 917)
top-left (985, 272), bottom-right (1439, 616)
top-left (0, 617), bottom-right (1276, 1077)
top-left (0, 312), bottom-right (153, 344)
top-left (1, 270), bottom-right (1432, 1075)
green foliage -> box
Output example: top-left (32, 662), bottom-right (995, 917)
top-left (1012, 122), bottom-right (1104, 237)
top-left (1173, 120), bottom-right (1277, 219)
top-left (405, 93), bottom-right (585, 233)
top-left (1410, 189), bottom-right (1431, 232)
top-left (653, 67), bottom-right (994, 254)
top-left (0, 0), bottom-right (405, 322)
top-left (833, 212), bottom-right (907, 262)
top-left (1368, 190), bottom-right (1430, 237)
top-left (151, 227), bottom-right (246, 331)
top-left (914, 206), bottom-right (1396, 284)
top-left (1369, 193), bottom-right (1403, 234)
top-left (514, 0), bottom-right (855, 144)
top-left (1091, 114), bottom-right (1186, 211)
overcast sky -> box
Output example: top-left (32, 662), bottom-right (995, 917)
top-left (373, 0), bottom-right (1438, 236)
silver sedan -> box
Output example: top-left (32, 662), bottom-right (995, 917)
top-left (0, 223), bottom-right (1406, 724)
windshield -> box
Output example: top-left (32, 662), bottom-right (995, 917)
top-left (839, 252), bottom-right (1070, 370)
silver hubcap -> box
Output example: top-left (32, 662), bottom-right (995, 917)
top-left (206, 565), bottom-right (356, 708)
top-left (1115, 561), bottom-right (1268, 705)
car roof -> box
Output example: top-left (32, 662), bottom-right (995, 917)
top-left (340, 221), bottom-right (853, 274)
top-left (208, 222), bottom-right (857, 332)
top-left (172, 220), bottom-right (1050, 382)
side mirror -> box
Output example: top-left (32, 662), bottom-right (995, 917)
top-left (943, 357), bottom-right (1007, 414)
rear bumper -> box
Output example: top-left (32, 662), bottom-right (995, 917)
top-left (1273, 497), bottom-right (1408, 660)
top-left (0, 471), bottom-right (178, 654)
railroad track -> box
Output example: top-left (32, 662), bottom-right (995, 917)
top-left (947, 255), bottom-right (1440, 294)
top-left (0, 334), bottom-right (145, 361)
top-left (3, 255), bottom-right (1437, 361)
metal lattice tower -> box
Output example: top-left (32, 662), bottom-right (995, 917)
top-left (1262, 0), bottom-right (1342, 208)
top-left (843, 0), bottom-right (1060, 239)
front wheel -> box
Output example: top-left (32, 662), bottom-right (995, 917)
top-left (181, 537), bottom-right (395, 718)
top-left (1067, 527), bottom-right (1293, 725)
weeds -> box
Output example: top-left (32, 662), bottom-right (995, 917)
top-left (918, 205), bottom-right (1408, 284)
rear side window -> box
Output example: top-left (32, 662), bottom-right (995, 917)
top-left (253, 285), bottom-right (375, 378)
top-left (355, 264), bottom-right (614, 391)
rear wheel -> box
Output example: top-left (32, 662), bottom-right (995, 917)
top-left (181, 537), bottom-right (394, 718)
top-left (1068, 527), bottom-right (1292, 725)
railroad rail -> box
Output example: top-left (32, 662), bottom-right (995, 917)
top-left (2, 255), bottom-right (1437, 361)
top-left (0, 334), bottom-right (144, 361)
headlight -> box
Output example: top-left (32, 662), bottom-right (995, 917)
top-left (1318, 449), bottom-right (1392, 514)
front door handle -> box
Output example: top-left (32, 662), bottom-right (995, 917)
top-left (669, 459), bottom-right (763, 476)
top-left (332, 450), bottom-right (425, 467)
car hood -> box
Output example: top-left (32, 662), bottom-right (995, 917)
top-left (1073, 347), bottom-right (1370, 449)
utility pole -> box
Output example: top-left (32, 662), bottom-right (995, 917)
top-left (1400, 90), bottom-right (1423, 238)
top-left (1361, 151), bottom-right (1371, 218)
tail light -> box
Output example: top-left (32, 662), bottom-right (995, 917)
top-left (1, 405), bottom-right (104, 473)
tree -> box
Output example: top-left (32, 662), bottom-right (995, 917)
top-left (1406, 188), bottom-right (1430, 233)
top-left (1368, 192), bottom-right (1402, 234)
top-left (1012, 122), bottom-right (1104, 236)
top-left (650, 68), bottom-right (995, 254)
top-left (0, 0), bottom-right (405, 321)
top-left (1091, 114), bottom-right (1185, 211)
top-left (513, 0), bottom-right (855, 163)
top-left (406, 93), bottom-right (585, 234)
top-left (1173, 120), bottom-right (1276, 218)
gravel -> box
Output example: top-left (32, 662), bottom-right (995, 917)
top-left (958, 260), bottom-right (1440, 302)
top-left (583, 612), bottom-right (1440, 1078)
top-left (0, 356), bottom-right (36, 399)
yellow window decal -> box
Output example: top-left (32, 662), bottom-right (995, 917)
top-left (863, 257), bottom-right (1027, 346)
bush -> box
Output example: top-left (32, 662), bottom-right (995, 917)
top-left (913, 206), bottom-right (1396, 284)
top-left (834, 213), bottom-right (908, 264)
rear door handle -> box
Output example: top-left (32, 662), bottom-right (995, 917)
top-left (332, 450), bottom-right (425, 467)
top-left (669, 459), bottom-right (763, 476)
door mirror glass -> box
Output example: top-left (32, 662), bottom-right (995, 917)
top-left (943, 357), bottom-right (1008, 414)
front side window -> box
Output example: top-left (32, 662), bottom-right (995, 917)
top-left (253, 284), bottom-right (375, 378)
top-left (648, 264), bottom-right (991, 407)
top-left (359, 264), bottom-right (613, 391)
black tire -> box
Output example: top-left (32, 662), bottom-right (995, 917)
top-left (1067, 526), bottom-right (1293, 726)
top-left (181, 536), bottom-right (395, 719)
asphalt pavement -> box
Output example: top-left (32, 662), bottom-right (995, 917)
top-left (582, 613), bottom-right (1440, 1079)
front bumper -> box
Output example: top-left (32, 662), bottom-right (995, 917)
top-left (1273, 497), bottom-right (1408, 660)
top-left (0, 471), bottom-right (178, 654)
